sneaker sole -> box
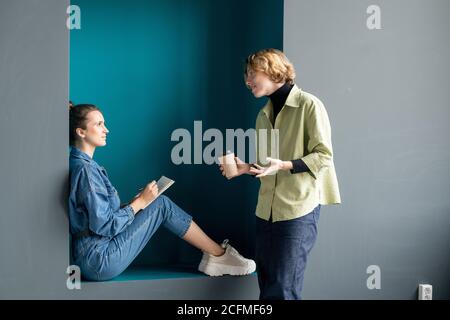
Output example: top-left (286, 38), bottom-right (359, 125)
top-left (198, 260), bottom-right (256, 277)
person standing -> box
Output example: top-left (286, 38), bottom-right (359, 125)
top-left (219, 49), bottom-right (341, 299)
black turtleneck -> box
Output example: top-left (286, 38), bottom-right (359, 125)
top-left (269, 82), bottom-right (294, 122)
top-left (267, 83), bottom-right (310, 175)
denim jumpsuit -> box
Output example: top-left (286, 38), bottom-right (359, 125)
top-left (69, 147), bottom-right (192, 281)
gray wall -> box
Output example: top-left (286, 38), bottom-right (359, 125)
top-left (285, 0), bottom-right (450, 299)
top-left (0, 0), bottom-right (70, 299)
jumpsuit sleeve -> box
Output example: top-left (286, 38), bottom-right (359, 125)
top-left (79, 166), bottom-right (135, 237)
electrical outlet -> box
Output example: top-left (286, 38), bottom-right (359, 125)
top-left (418, 284), bottom-right (432, 300)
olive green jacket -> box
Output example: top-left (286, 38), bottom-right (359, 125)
top-left (255, 85), bottom-right (341, 222)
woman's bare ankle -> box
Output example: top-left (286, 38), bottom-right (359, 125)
top-left (211, 247), bottom-right (225, 257)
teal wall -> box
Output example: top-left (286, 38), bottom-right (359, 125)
top-left (70, 0), bottom-right (283, 268)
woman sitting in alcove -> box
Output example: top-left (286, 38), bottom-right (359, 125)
top-left (68, 102), bottom-right (256, 281)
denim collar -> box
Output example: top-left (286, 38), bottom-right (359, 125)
top-left (70, 146), bottom-right (93, 163)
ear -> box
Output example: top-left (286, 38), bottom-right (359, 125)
top-left (75, 127), bottom-right (85, 139)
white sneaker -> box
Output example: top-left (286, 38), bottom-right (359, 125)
top-left (198, 239), bottom-right (256, 276)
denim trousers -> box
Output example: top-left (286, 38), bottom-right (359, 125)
top-left (255, 204), bottom-right (321, 300)
top-left (75, 195), bottom-right (193, 281)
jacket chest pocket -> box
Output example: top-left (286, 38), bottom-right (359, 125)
top-left (99, 167), bottom-right (118, 197)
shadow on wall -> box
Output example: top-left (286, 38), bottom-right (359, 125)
top-left (60, 171), bottom-right (69, 221)
top-left (60, 170), bottom-right (71, 262)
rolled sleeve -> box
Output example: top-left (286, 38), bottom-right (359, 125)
top-left (301, 101), bottom-right (333, 179)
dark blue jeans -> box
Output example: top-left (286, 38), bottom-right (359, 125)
top-left (255, 204), bottom-right (321, 300)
